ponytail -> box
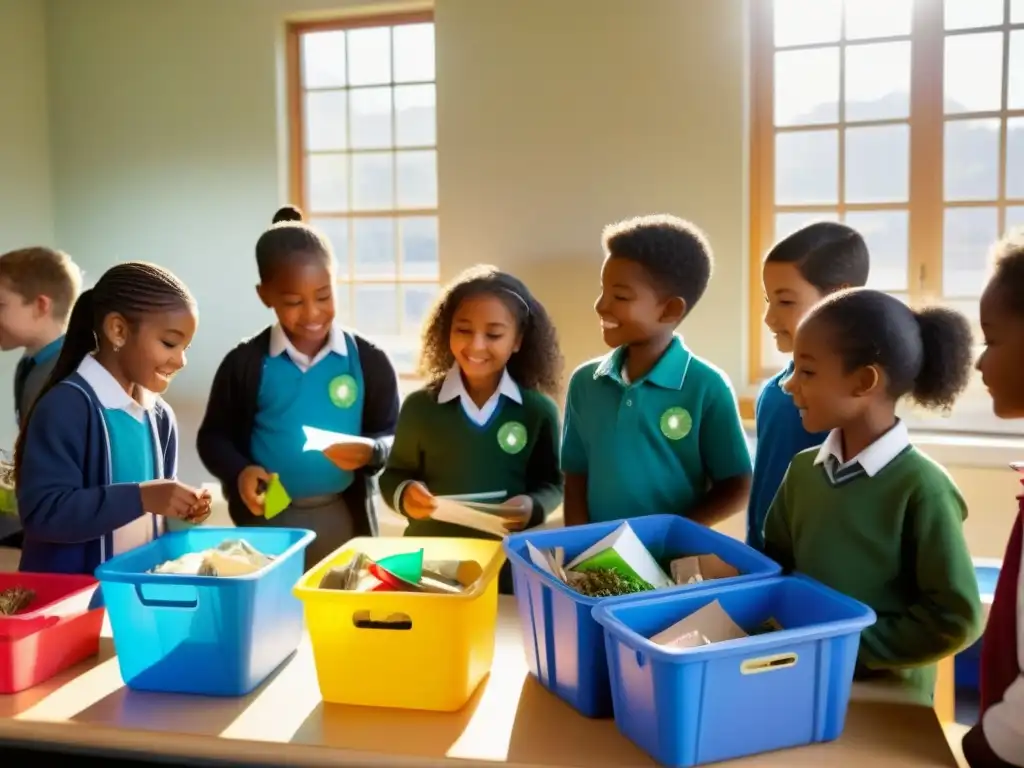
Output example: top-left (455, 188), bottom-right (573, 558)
top-left (911, 305), bottom-right (974, 410)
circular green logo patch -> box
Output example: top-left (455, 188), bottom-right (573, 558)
top-left (497, 421), bottom-right (528, 454)
top-left (660, 407), bottom-right (692, 440)
top-left (328, 374), bottom-right (358, 408)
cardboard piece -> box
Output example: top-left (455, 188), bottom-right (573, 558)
top-left (669, 554), bottom-right (740, 585)
top-left (650, 599), bottom-right (748, 649)
top-left (527, 542), bottom-right (568, 582)
top-left (431, 498), bottom-right (509, 538)
top-left (567, 522), bottom-right (673, 589)
top-left (264, 474), bottom-right (291, 520)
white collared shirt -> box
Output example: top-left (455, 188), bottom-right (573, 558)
top-left (77, 355), bottom-right (163, 555)
top-left (813, 420), bottom-right (910, 477)
top-left (269, 322), bottom-right (348, 373)
top-left (437, 365), bottom-right (522, 427)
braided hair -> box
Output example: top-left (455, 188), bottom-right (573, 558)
top-left (14, 261), bottom-right (195, 481)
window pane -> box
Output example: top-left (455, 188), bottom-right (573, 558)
top-left (306, 154), bottom-right (349, 213)
top-left (309, 218), bottom-right (350, 272)
top-left (402, 284), bottom-right (439, 334)
top-left (396, 150), bottom-right (438, 209)
top-left (301, 31), bottom-right (346, 89)
top-left (945, 33), bottom-right (1004, 114)
top-left (943, 206), bottom-right (999, 297)
top-left (400, 216), bottom-right (439, 278)
top-left (349, 87), bottom-right (392, 149)
top-left (945, 119), bottom-right (1000, 201)
top-left (774, 48), bottom-right (839, 126)
top-left (845, 124), bottom-right (909, 203)
top-left (1007, 205), bottom-right (1024, 231)
top-left (944, 0), bottom-right (1004, 30)
top-left (395, 84), bottom-right (436, 147)
top-left (845, 42), bottom-right (911, 122)
top-left (942, 299), bottom-right (982, 329)
top-left (775, 130), bottom-right (838, 205)
top-left (844, 0), bottom-right (912, 40)
top-left (1014, 0), bottom-right (1024, 23)
top-left (335, 281), bottom-right (352, 324)
top-left (354, 284), bottom-right (399, 336)
top-left (352, 217), bottom-right (396, 278)
top-left (393, 23), bottom-right (435, 83)
top-left (304, 91), bottom-right (348, 152)
top-left (773, 0), bottom-right (841, 47)
top-left (843, 210), bottom-right (908, 291)
top-left (347, 27), bottom-right (391, 86)
top-left (774, 211), bottom-right (840, 244)
top-left (352, 152), bottom-right (394, 210)
top-left (1009, 31), bottom-right (1024, 110)
top-left (1007, 118), bottom-right (1024, 199)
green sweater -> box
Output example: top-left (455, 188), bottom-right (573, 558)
top-left (378, 386), bottom-right (563, 538)
top-left (763, 446), bottom-right (982, 704)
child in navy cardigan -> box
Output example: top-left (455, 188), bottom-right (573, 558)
top-left (15, 262), bottom-right (210, 575)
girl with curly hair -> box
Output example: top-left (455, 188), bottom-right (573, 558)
top-left (379, 265), bottom-right (564, 593)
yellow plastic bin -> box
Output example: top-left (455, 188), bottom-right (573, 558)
top-left (294, 536), bottom-right (505, 712)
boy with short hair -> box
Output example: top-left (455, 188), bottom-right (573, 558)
top-left (0, 246), bottom-right (81, 549)
top-left (748, 222), bottom-right (869, 550)
top-left (0, 247), bottom-right (82, 425)
top-left (561, 214), bottom-right (752, 528)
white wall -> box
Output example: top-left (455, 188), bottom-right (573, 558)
top-left (0, 0), bottom-right (54, 444)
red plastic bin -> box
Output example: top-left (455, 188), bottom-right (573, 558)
top-left (0, 573), bottom-right (104, 694)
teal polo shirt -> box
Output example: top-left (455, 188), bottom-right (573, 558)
top-left (561, 336), bottom-right (752, 523)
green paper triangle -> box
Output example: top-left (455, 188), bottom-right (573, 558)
top-left (264, 474), bottom-right (291, 520)
top-left (377, 549), bottom-right (424, 584)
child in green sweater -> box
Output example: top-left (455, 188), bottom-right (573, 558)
top-left (378, 266), bottom-right (564, 593)
top-left (763, 288), bottom-right (983, 705)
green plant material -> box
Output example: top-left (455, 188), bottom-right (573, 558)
top-left (568, 567), bottom-right (654, 598)
top-left (749, 616), bottom-right (784, 635)
top-left (0, 586), bottom-right (35, 616)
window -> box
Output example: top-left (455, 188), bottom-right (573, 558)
top-left (750, 0), bottom-right (1024, 434)
top-left (288, 13), bottom-right (438, 374)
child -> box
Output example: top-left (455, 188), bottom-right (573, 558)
top-left (197, 210), bottom-right (400, 570)
top-left (962, 233), bottom-right (1024, 768)
top-left (763, 287), bottom-right (982, 705)
top-left (561, 214), bottom-right (751, 527)
top-left (378, 266), bottom-right (564, 594)
top-left (0, 247), bottom-right (82, 425)
top-left (14, 262), bottom-right (210, 575)
top-left (748, 222), bottom-right (869, 550)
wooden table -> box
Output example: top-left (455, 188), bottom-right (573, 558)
top-left (0, 598), bottom-right (960, 767)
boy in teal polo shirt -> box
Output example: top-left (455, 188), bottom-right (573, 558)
top-left (561, 214), bottom-right (752, 527)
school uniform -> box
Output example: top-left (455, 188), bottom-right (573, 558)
top-left (962, 465), bottom-right (1024, 767)
top-left (763, 421), bottom-right (983, 705)
top-left (197, 324), bottom-right (399, 570)
top-left (17, 355), bottom-right (175, 575)
top-left (378, 366), bottom-right (563, 594)
top-left (747, 362), bottom-right (828, 551)
top-left (560, 335), bottom-right (751, 523)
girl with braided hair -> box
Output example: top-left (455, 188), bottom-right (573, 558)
top-left (14, 261), bottom-right (210, 574)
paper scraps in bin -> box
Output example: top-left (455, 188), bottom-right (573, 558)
top-left (0, 586), bottom-right (35, 616)
top-left (567, 522), bottom-right (674, 589)
top-left (669, 554), bottom-right (741, 585)
top-left (651, 599), bottom-right (749, 649)
top-left (318, 548), bottom-right (484, 595)
top-left (151, 539), bottom-right (274, 577)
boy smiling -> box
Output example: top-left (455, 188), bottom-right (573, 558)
top-left (561, 214), bottom-right (751, 527)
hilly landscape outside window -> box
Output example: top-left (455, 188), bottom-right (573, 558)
top-left (289, 14), bottom-right (437, 374)
top-left (751, 0), bottom-right (1024, 434)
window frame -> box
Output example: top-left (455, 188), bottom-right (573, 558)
top-left (747, 0), bottom-right (1024, 436)
top-left (286, 11), bottom-right (438, 378)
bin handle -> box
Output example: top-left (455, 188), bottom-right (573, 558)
top-left (740, 652), bottom-right (797, 674)
top-left (134, 583), bottom-right (199, 610)
top-left (352, 610), bottom-right (412, 631)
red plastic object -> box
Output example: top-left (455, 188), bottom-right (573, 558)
top-left (0, 572), bottom-right (105, 694)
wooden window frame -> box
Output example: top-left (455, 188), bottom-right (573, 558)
top-left (286, 11), bottom-right (438, 378)
top-left (746, 0), bottom-right (1024, 435)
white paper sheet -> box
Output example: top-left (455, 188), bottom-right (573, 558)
top-left (302, 425), bottom-right (375, 452)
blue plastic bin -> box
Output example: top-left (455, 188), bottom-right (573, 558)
top-left (592, 575), bottom-right (876, 767)
top-left (94, 527), bottom-right (314, 697)
top-left (503, 515), bottom-right (781, 717)
top-left (956, 558), bottom-right (1000, 691)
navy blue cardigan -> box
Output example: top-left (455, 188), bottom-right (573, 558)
top-left (17, 374), bottom-right (177, 575)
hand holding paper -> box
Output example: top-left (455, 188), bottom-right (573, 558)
top-left (500, 495), bottom-right (533, 531)
top-left (401, 482), bottom-right (438, 520)
top-left (302, 426), bottom-right (376, 471)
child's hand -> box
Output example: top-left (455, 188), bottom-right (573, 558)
top-left (401, 482), bottom-right (437, 520)
top-left (140, 480), bottom-right (207, 520)
top-left (185, 488), bottom-right (213, 524)
top-left (500, 495), bottom-right (534, 531)
top-left (238, 465), bottom-right (271, 517)
top-left (323, 441), bottom-right (374, 471)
